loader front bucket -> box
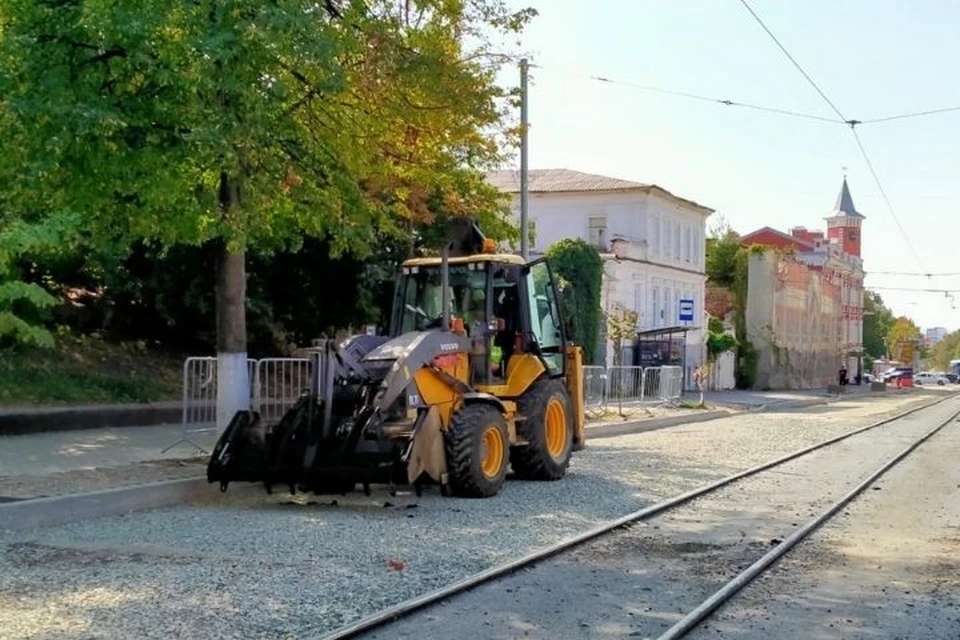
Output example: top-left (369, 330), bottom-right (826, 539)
top-left (207, 409), bottom-right (269, 490)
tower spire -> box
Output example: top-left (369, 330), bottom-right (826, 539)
top-left (833, 176), bottom-right (863, 219)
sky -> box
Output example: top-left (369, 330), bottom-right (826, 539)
top-left (490, 0), bottom-right (960, 331)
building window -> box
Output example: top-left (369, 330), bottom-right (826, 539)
top-left (588, 216), bottom-right (607, 249)
top-left (634, 284), bottom-right (645, 327)
top-left (674, 224), bottom-right (681, 260)
top-left (527, 218), bottom-right (538, 250)
top-left (651, 285), bottom-right (661, 329)
top-left (653, 217), bottom-right (661, 256)
top-left (685, 227), bottom-right (692, 263)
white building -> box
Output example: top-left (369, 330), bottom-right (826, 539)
top-left (486, 169), bottom-right (714, 385)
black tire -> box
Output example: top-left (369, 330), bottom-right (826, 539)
top-left (510, 379), bottom-right (573, 481)
top-left (445, 403), bottom-right (509, 498)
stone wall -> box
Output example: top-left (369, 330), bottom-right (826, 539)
top-left (746, 250), bottom-right (843, 389)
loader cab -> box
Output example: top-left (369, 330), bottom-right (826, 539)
top-left (392, 254), bottom-right (567, 384)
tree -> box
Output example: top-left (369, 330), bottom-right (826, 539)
top-left (0, 0), bottom-right (533, 423)
top-left (605, 304), bottom-right (638, 415)
top-left (862, 290), bottom-right (895, 359)
top-left (705, 228), bottom-right (741, 288)
top-left (929, 330), bottom-right (960, 371)
top-left (544, 239), bottom-right (603, 364)
top-left (888, 316), bottom-right (921, 362)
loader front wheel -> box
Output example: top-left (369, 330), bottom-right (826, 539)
top-left (445, 404), bottom-right (509, 498)
top-left (511, 379), bottom-right (574, 481)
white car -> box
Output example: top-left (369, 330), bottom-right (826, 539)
top-left (914, 371), bottom-right (949, 386)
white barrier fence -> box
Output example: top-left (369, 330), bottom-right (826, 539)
top-left (166, 357), bottom-right (684, 453)
top-left (164, 356), bottom-right (312, 454)
top-left (582, 365), bottom-right (684, 416)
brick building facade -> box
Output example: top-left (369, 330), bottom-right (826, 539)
top-left (740, 179), bottom-right (866, 387)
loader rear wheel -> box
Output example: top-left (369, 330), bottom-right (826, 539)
top-left (445, 404), bottom-right (509, 498)
top-left (511, 379), bottom-right (573, 481)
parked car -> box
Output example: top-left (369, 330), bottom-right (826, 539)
top-left (945, 373), bottom-right (959, 384)
top-left (881, 367), bottom-right (912, 382)
top-left (914, 371), bottom-right (949, 386)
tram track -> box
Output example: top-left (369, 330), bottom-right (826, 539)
top-left (318, 392), bottom-right (960, 640)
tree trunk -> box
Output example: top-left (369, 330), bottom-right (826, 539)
top-left (215, 173), bottom-right (249, 429)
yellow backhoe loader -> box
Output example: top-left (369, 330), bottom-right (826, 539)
top-left (207, 218), bottom-right (586, 498)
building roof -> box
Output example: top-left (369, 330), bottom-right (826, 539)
top-left (485, 168), bottom-right (714, 214)
top-left (739, 226), bottom-right (816, 251)
top-left (830, 177), bottom-right (865, 219)
top-left (402, 253), bottom-right (526, 268)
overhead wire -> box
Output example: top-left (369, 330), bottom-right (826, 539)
top-left (849, 127), bottom-right (924, 265)
top-left (867, 271), bottom-right (960, 278)
top-left (736, 0), bottom-right (847, 122)
top-left (861, 105), bottom-right (960, 125)
top-left (528, 63), bottom-right (845, 124)
top-left (735, 0), bottom-right (926, 269)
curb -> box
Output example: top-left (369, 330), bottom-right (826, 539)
top-left (0, 402), bottom-right (182, 436)
top-left (0, 476), bottom-right (235, 532)
top-left (586, 409), bottom-right (730, 439)
top-left (583, 389), bottom-right (922, 439)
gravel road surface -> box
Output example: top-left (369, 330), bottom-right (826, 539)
top-left (362, 394), bottom-right (960, 640)
top-left (688, 399), bottom-right (960, 639)
top-left (0, 392), bottom-right (950, 639)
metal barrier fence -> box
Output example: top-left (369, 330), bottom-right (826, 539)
top-left (253, 358), bottom-right (313, 424)
top-left (581, 365), bottom-right (684, 413)
top-left (167, 358), bottom-right (685, 453)
top-left (164, 355), bottom-right (310, 454)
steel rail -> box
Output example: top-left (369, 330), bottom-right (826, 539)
top-left (656, 403), bottom-right (960, 639)
top-left (318, 393), bottom-right (958, 640)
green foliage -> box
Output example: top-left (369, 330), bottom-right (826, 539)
top-left (888, 316), bottom-right (922, 361)
top-left (0, 212), bottom-right (84, 346)
top-left (0, 331), bottom-right (182, 405)
top-left (706, 316), bottom-right (737, 361)
top-left (0, 0), bottom-right (534, 348)
top-left (705, 231), bottom-right (741, 287)
top-left (930, 330), bottom-right (960, 371)
top-left (862, 290), bottom-right (895, 359)
top-left (606, 305), bottom-right (638, 366)
top-left (730, 246), bottom-right (755, 388)
top-left (735, 339), bottom-right (758, 389)
top-left (545, 238), bottom-right (603, 364)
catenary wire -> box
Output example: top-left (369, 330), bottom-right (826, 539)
top-left (861, 105), bottom-right (960, 125)
top-left (736, 0), bottom-right (847, 122)
top-left (850, 127), bottom-right (924, 266)
top-left (735, 0), bottom-right (925, 270)
top-left (528, 63), bottom-right (846, 124)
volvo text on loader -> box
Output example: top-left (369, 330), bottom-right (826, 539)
top-left (207, 218), bottom-right (586, 498)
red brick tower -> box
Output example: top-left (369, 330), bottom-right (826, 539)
top-left (825, 177), bottom-right (864, 255)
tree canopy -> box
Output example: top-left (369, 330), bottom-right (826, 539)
top-left (887, 315), bottom-right (921, 360)
top-left (862, 290), bottom-right (895, 359)
top-left (0, 0), bottom-right (534, 346)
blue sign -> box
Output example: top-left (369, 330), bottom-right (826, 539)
top-left (679, 299), bottom-right (695, 322)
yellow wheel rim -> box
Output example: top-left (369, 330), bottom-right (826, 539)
top-left (480, 425), bottom-right (505, 479)
top-left (545, 398), bottom-right (567, 459)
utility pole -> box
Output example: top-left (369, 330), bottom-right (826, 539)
top-left (520, 58), bottom-right (529, 260)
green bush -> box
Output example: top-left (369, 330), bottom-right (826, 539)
top-left (545, 239), bottom-right (603, 364)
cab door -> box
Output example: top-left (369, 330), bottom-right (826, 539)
top-left (521, 258), bottom-right (567, 377)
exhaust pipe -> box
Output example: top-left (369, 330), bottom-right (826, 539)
top-left (441, 243), bottom-right (450, 332)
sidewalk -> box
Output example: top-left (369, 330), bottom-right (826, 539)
top-left (0, 387), bottom-right (879, 476)
top-left (0, 385), bottom-right (911, 501)
top-left (0, 424), bottom-right (211, 478)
